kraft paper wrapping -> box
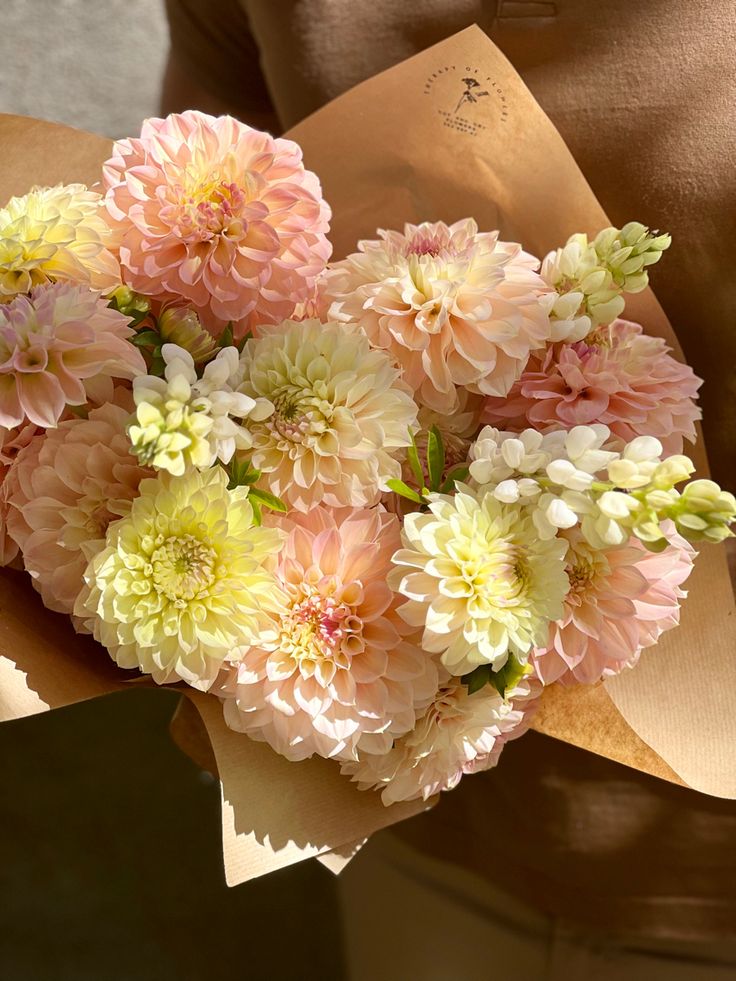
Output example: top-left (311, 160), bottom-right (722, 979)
top-left (0, 27), bottom-right (734, 887)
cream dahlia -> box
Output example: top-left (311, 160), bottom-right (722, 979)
top-left (0, 183), bottom-right (120, 300)
top-left (74, 466), bottom-right (285, 689)
top-left (531, 528), bottom-right (694, 685)
top-left (237, 318), bottom-right (418, 510)
top-left (320, 218), bottom-right (551, 413)
top-left (5, 394), bottom-right (150, 615)
top-left (391, 488), bottom-right (569, 675)
top-left (0, 282), bottom-right (145, 429)
top-left (103, 111), bottom-right (331, 335)
top-left (482, 320), bottom-right (702, 455)
top-left (341, 675), bottom-right (540, 804)
top-left (222, 506), bottom-right (440, 762)
top-left (0, 422), bottom-right (37, 565)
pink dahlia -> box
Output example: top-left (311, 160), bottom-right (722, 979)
top-left (320, 218), bottom-right (551, 413)
top-left (0, 282), bottom-right (145, 429)
top-left (222, 506), bottom-right (440, 762)
top-left (531, 528), bottom-right (695, 686)
top-left (341, 676), bottom-right (540, 805)
top-left (103, 111), bottom-right (332, 336)
top-left (0, 422), bottom-right (37, 565)
top-left (482, 319), bottom-right (702, 455)
top-left (5, 393), bottom-right (150, 616)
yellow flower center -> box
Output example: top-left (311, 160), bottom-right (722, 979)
top-left (281, 585), bottom-right (364, 673)
top-left (151, 534), bottom-right (217, 603)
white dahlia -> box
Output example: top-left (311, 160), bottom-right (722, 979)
top-left (320, 218), bottom-right (551, 412)
top-left (237, 318), bottom-right (418, 510)
top-left (341, 676), bottom-right (540, 804)
top-left (391, 488), bottom-right (569, 674)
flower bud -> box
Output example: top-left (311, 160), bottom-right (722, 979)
top-left (158, 306), bottom-right (217, 365)
top-left (108, 284), bottom-right (150, 319)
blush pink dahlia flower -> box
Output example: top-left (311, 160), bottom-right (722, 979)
top-left (320, 218), bottom-right (551, 413)
top-left (103, 111), bottom-right (332, 336)
top-left (222, 506), bottom-right (440, 762)
top-left (341, 676), bottom-right (540, 804)
top-left (0, 282), bottom-right (145, 429)
top-left (482, 319), bottom-right (702, 455)
top-left (5, 394), bottom-right (150, 616)
top-left (0, 422), bottom-right (38, 565)
top-left (531, 528), bottom-right (695, 686)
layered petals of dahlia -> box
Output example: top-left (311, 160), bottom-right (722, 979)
top-left (320, 218), bottom-right (552, 413)
top-left (391, 488), bottom-right (569, 676)
top-left (0, 421), bottom-right (38, 565)
top-left (0, 282), bottom-right (146, 429)
top-left (482, 319), bottom-right (702, 456)
top-left (0, 183), bottom-right (121, 300)
top-left (341, 675), bottom-right (540, 804)
top-left (74, 466), bottom-right (285, 690)
top-left (237, 318), bottom-right (418, 511)
top-left (222, 506), bottom-right (440, 763)
top-left (5, 393), bottom-right (150, 616)
top-left (531, 528), bottom-right (695, 686)
top-left (103, 111), bottom-right (332, 336)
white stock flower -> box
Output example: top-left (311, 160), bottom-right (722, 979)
top-left (129, 344), bottom-right (273, 475)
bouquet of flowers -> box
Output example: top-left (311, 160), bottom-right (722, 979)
top-left (1, 28), bottom-right (734, 881)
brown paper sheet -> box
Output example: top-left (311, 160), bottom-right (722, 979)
top-left (0, 26), bottom-right (734, 887)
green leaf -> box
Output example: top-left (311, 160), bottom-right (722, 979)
top-left (249, 486), bottom-right (288, 513)
top-left (131, 329), bottom-right (161, 348)
top-left (463, 664), bottom-right (492, 695)
top-left (439, 465), bottom-right (470, 494)
top-left (250, 499), bottom-right (263, 525)
top-left (406, 430), bottom-right (425, 489)
top-left (426, 426), bottom-right (445, 490)
top-left (237, 330), bottom-right (253, 354)
top-left (488, 654), bottom-right (530, 698)
top-left (218, 322), bottom-right (234, 349)
top-left (386, 478), bottom-right (424, 505)
top-left (227, 458), bottom-right (261, 490)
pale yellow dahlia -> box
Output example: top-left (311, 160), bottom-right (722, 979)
top-left (320, 219), bottom-right (551, 413)
top-left (391, 489), bottom-right (569, 675)
top-left (74, 466), bottom-right (285, 689)
top-left (0, 183), bottom-right (120, 299)
top-left (237, 318), bottom-right (418, 510)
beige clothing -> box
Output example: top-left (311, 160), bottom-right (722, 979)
top-left (165, 0), bottom-right (736, 946)
top-left (339, 830), bottom-right (736, 981)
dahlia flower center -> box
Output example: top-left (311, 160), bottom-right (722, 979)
top-left (405, 231), bottom-right (448, 258)
top-left (270, 388), bottom-right (329, 443)
top-left (282, 588), bottom-right (363, 669)
top-left (174, 172), bottom-right (249, 240)
top-left (151, 534), bottom-right (217, 603)
top-left (566, 547), bottom-right (609, 600)
top-left (458, 541), bottom-right (530, 608)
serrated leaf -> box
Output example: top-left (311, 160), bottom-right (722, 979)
top-left (426, 426), bottom-right (445, 490)
top-left (249, 487), bottom-right (288, 512)
top-left (439, 465), bottom-right (470, 494)
top-left (406, 430), bottom-right (425, 490)
top-left (386, 478), bottom-right (424, 504)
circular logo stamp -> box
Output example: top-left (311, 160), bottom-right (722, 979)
top-left (423, 64), bottom-right (509, 136)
